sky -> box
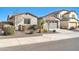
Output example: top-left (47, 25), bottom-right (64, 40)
top-left (0, 7), bottom-right (79, 21)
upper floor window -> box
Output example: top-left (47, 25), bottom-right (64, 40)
top-left (24, 18), bottom-right (30, 24)
top-left (72, 14), bottom-right (75, 19)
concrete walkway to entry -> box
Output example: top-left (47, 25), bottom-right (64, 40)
top-left (0, 29), bottom-right (79, 48)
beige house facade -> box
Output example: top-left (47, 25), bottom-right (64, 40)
top-left (7, 10), bottom-right (78, 31)
top-left (59, 11), bottom-right (78, 29)
top-left (42, 10), bottom-right (78, 30)
top-left (42, 14), bottom-right (60, 31)
top-left (8, 13), bottom-right (38, 30)
top-left (60, 19), bottom-right (78, 29)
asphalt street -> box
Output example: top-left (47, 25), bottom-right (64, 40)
top-left (0, 37), bottom-right (79, 51)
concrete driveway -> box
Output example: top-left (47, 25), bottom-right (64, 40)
top-left (0, 29), bottom-right (79, 51)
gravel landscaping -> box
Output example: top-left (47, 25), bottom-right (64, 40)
top-left (0, 29), bottom-right (78, 39)
top-left (0, 31), bottom-right (42, 39)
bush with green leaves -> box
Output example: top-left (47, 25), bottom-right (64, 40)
top-left (43, 29), bottom-right (48, 33)
top-left (38, 20), bottom-right (45, 27)
top-left (4, 26), bottom-right (15, 35)
top-left (28, 25), bottom-right (38, 30)
top-left (38, 19), bottom-right (45, 32)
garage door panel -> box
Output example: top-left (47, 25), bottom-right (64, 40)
top-left (43, 22), bottom-right (58, 30)
top-left (49, 23), bottom-right (57, 29)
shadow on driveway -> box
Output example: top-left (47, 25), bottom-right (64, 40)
top-left (0, 37), bottom-right (79, 51)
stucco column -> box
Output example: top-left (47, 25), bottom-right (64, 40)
top-left (14, 16), bottom-right (17, 30)
top-left (58, 20), bottom-right (60, 29)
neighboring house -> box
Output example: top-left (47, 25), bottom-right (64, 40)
top-left (7, 10), bottom-right (78, 31)
top-left (42, 14), bottom-right (60, 31)
top-left (42, 10), bottom-right (78, 30)
top-left (7, 13), bottom-right (38, 30)
top-left (59, 11), bottom-right (78, 29)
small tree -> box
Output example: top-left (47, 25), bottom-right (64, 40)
top-left (38, 19), bottom-right (45, 32)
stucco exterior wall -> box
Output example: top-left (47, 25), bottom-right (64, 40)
top-left (69, 12), bottom-right (77, 19)
top-left (60, 19), bottom-right (78, 29)
top-left (68, 22), bottom-right (77, 29)
top-left (57, 11), bottom-right (68, 19)
top-left (60, 21), bottom-right (68, 29)
top-left (68, 19), bottom-right (78, 29)
top-left (43, 16), bottom-right (60, 30)
top-left (14, 14), bottom-right (37, 30)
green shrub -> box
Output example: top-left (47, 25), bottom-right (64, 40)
top-left (38, 20), bottom-right (45, 33)
top-left (43, 29), bottom-right (48, 33)
top-left (28, 25), bottom-right (38, 30)
top-left (4, 26), bottom-right (15, 35)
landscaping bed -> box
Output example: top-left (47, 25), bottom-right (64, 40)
top-left (0, 24), bottom-right (59, 39)
top-left (0, 30), bottom-right (59, 39)
top-left (0, 31), bottom-right (42, 39)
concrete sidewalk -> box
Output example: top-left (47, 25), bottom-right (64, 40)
top-left (0, 29), bottom-right (79, 48)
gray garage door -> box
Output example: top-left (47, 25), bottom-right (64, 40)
top-left (43, 22), bottom-right (58, 30)
top-left (49, 22), bottom-right (58, 30)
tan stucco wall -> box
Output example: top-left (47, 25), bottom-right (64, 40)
top-left (43, 16), bottom-right (60, 29)
top-left (62, 12), bottom-right (77, 19)
top-left (69, 19), bottom-right (78, 22)
top-left (60, 19), bottom-right (78, 29)
top-left (13, 14), bottom-right (37, 30)
top-left (69, 12), bottom-right (77, 19)
top-left (68, 22), bottom-right (77, 29)
top-left (60, 21), bottom-right (68, 29)
top-left (57, 11), bottom-right (68, 19)
top-left (68, 19), bottom-right (78, 29)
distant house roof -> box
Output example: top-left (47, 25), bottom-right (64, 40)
top-left (8, 12), bottom-right (38, 19)
top-left (61, 11), bottom-right (78, 21)
top-left (41, 10), bottom-right (69, 20)
top-left (42, 9), bottom-right (68, 17)
top-left (42, 9), bottom-right (78, 21)
top-left (7, 10), bottom-right (78, 21)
